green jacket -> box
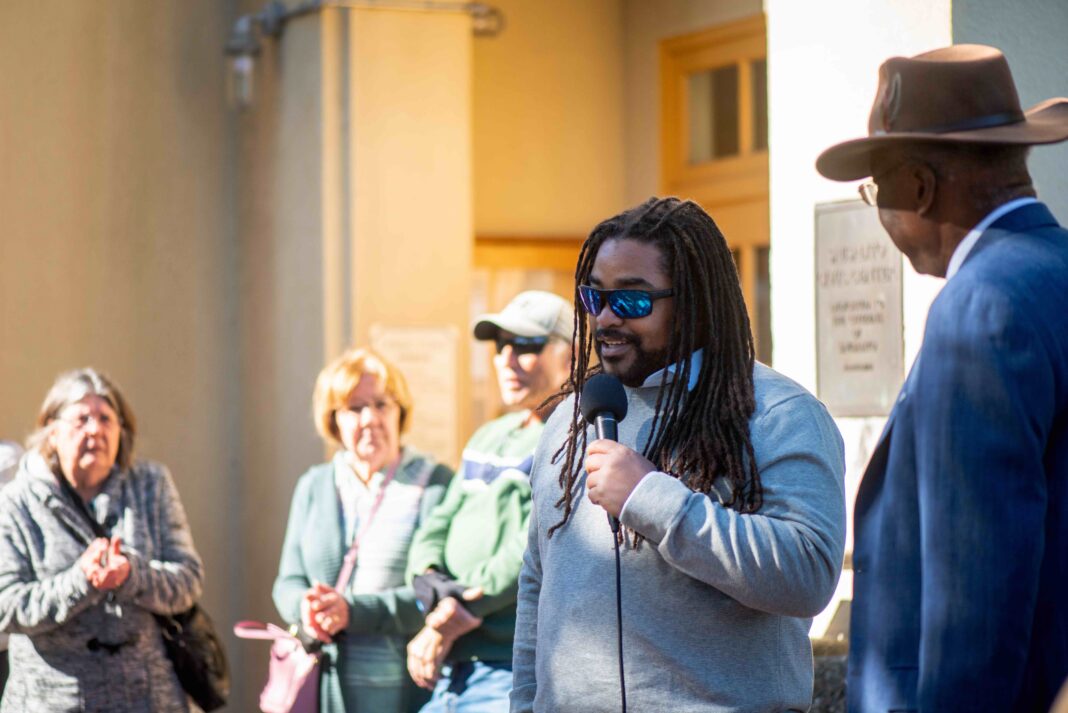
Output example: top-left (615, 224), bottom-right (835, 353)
top-left (406, 411), bottom-right (543, 663)
top-left (274, 448), bottom-right (453, 713)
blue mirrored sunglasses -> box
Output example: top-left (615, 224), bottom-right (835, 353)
top-left (578, 285), bottom-right (674, 320)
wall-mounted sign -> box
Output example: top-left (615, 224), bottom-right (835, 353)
top-left (371, 324), bottom-right (460, 466)
top-left (815, 201), bottom-right (904, 417)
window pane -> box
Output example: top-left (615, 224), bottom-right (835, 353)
top-left (756, 246), bottom-right (772, 365)
top-left (751, 58), bottom-right (768, 151)
top-left (687, 65), bottom-right (739, 163)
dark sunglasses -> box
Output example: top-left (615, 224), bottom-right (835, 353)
top-left (494, 335), bottom-right (549, 356)
top-left (578, 285), bottom-right (674, 320)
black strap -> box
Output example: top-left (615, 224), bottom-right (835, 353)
top-left (55, 473), bottom-right (108, 539)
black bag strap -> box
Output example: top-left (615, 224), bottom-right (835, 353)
top-left (55, 473), bottom-right (109, 539)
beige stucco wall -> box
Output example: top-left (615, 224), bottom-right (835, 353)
top-left (473, 0), bottom-right (626, 236)
top-left (0, 2), bottom-right (473, 705)
top-left (233, 4), bottom-right (474, 703)
top-left (0, 0), bottom-right (242, 671)
top-left (232, 6), bottom-right (334, 707)
top-left (0, 0), bottom-right (255, 706)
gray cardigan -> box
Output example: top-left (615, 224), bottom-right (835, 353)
top-left (0, 453), bottom-right (203, 713)
top-left (511, 363), bottom-right (847, 712)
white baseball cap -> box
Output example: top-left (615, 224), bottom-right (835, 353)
top-left (473, 290), bottom-right (574, 341)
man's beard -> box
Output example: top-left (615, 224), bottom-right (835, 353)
top-left (595, 329), bottom-right (672, 387)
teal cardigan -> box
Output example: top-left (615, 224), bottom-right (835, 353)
top-left (273, 448), bottom-right (453, 713)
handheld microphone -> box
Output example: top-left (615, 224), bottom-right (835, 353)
top-left (580, 373), bottom-right (629, 533)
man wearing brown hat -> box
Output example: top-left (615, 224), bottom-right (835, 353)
top-left (818, 45), bottom-right (1068, 712)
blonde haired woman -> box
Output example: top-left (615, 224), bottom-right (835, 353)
top-left (273, 348), bottom-right (453, 713)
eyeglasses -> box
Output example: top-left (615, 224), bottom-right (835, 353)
top-left (338, 398), bottom-right (396, 417)
top-left (578, 285), bottom-right (674, 320)
top-left (858, 161), bottom-right (911, 207)
top-left (494, 335), bottom-right (549, 356)
top-left (55, 412), bottom-right (118, 431)
top-left (858, 181), bottom-right (879, 207)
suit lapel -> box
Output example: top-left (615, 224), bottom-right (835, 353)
top-left (855, 423), bottom-right (892, 521)
top-left (855, 344), bottom-right (922, 520)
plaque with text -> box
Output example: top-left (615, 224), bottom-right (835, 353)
top-left (815, 201), bottom-right (904, 417)
top-left (370, 324), bottom-right (460, 466)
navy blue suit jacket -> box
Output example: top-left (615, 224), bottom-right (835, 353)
top-left (848, 203), bottom-right (1068, 712)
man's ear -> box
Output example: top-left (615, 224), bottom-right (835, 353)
top-left (912, 163), bottom-right (938, 217)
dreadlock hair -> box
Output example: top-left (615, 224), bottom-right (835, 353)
top-left (548, 196), bottom-right (761, 538)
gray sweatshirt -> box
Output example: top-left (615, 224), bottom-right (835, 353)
top-left (511, 362), bottom-right (846, 712)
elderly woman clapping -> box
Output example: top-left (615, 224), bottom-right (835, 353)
top-left (0, 368), bottom-right (203, 713)
top-left (273, 347), bottom-right (454, 713)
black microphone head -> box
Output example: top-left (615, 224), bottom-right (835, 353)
top-left (580, 373), bottom-right (628, 423)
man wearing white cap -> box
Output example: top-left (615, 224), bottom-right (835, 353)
top-left (404, 291), bottom-right (572, 713)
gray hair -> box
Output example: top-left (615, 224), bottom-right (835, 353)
top-left (26, 368), bottom-right (138, 471)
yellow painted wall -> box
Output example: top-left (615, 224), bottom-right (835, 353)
top-left (473, 0), bottom-right (626, 236)
top-left (350, 9), bottom-right (474, 463)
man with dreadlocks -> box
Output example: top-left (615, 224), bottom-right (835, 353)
top-left (510, 197), bottom-right (846, 712)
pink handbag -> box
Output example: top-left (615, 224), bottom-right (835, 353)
top-left (235, 462), bottom-right (400, 712)
top-left (233, 621), bottom-right (320, 713)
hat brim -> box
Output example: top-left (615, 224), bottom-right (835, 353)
top-left (817, 97), bottom-right (1068, 181)
top-left (472, 314), bottom-right (552, 341)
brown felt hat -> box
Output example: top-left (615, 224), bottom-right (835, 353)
top-left (817, 44), bottom-right (1068, 181)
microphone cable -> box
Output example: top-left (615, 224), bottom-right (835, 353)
top-left (611, 520), bottom-right (627, 713)
top-left (579, 373), bottom-right (631, 713)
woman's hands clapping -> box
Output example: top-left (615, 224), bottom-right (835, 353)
top-left (301, 582), bottom-right (350, 642)
top-left (79, 536), bottom-right (131, 591)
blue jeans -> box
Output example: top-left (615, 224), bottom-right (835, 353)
top-left (418, 661), bottom-right (512, 713)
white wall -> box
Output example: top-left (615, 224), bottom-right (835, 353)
top-left (622, 0), bottom-right (761, 205)
top-left (953, 0), bottom-right (1068, 222)
top-left (765, 0), bottom-right (952, 633)
top-left (766, 0), bottom-right (951, 390)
